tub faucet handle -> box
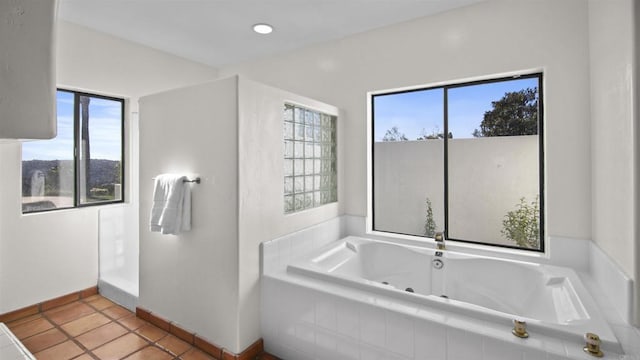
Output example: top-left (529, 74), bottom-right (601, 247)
top-left (583, 333), bottom-right (604, 357)
top-left (434, 231), bottom-right (445, 250)
top-left (512, 319), bottom-right (529, 338)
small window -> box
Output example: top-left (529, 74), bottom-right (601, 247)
top-left (371, 73), bottom-right (544, 251)
top-left (283, 104), bottom-right (337, 213)
top-left (22, 90), bottom-right (125, 213)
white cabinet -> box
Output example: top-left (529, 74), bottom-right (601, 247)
top-left (0, 0), bottom-right (57, 139)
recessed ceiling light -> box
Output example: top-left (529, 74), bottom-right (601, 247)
top-left (253, 23), bottom-right (273, 35)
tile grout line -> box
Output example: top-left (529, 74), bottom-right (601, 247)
top-left (82, 298), bottom-right (177, 360)
top-left (9, 295), bottom-right (226, 360)
top-left (12, 296), bottom-right (176, 359)
top-left (38, 303), bottom-right (97, 358)
top-left (81, 298), bottom-right (133, 360)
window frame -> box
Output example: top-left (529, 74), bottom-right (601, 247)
top-left (22, 88), bottom-right (126, 214)
top-left (370, 73), bottom-right (545, 252)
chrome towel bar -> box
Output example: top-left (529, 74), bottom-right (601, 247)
top-left (152, 177), bottom-right (201, 184)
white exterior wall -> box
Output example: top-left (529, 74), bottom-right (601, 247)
top-left (373, 140), bottom-right (445, 237)
top-left (0, 20), bottom-right (218, 314)
top-left (374, 136), bottom-right (538, 246)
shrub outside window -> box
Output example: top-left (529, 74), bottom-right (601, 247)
top-left (21, 90), bottom-right (125, 213)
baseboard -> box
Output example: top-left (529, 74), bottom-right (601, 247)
top-left (0, 286), bottom-right (98, 323)
top-left (136, 306), bottom-right (264, 359)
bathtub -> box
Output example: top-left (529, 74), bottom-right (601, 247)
top-left (287, 236), bottom-right (622, 353)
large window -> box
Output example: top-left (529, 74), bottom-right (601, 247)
top-left (371, 74), bottom-right (543, 251)
top-left (22, 90), bottom-right (125, 213)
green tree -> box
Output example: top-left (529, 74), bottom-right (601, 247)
top-left (473, 88), bottom-right (538, 137)
top-left (417, 127), bottom-right (453, 140)
top-left (382, 126), bottom-right (408, 141)
top-left (501, 196), bottom-right (540, 249)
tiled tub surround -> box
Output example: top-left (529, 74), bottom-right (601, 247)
top-left (289, 237), bottom-right (621, 352)
top-left (261, 215), bottom-right (640, 360)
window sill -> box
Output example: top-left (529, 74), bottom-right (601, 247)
top-left (365, 229), bottom-right (550, 264)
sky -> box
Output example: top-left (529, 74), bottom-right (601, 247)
top-left (22, 91), bottom-right (123, 161)
top-left (373, 77), bottom-right (538, 141)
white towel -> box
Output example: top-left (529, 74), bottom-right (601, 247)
top-left (149, 174), bottom-right (192, 235)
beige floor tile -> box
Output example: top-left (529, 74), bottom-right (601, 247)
top-left (82, 294), bottom-right (103, 303)
top-left (6, 314), bottom-right (42, 328)
top-left (76, 321), bottom-right (129, 350)
top-left (117, 315), bottom-right (148, 331)
top-left (135, 323), bottom-right (167, 342)
top-left (73, 355), bottom-right (95, 360)
top-left (61, 312), bottom-right (111, 337)
top-left (33, 340), bottom-right (84, 360)
top-left (124, 346), bottom-right (174, 360)
top-left (180, 348), bottom-right (215, 360)
top-left (10, 317), bottom-right (54, 339)
top-left (45, 302), bottom-right (96, 325)
top-left (21, 327), bottom-right (68, 353)
top-left (102, 305), bottom-right (133, 320)
top-left (92, 332), bottom-right (149, 359)
top-left (157, 334), bottom-right (192, 356)
top-left (88, 297), bottom-right (116, 311)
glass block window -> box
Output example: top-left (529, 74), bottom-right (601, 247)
top-left (284, 104), bottom-right (337, 213)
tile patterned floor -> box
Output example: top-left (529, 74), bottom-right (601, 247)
top-left (5, 295), bottom-right (271, 360)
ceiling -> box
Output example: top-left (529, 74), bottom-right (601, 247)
top-left (58, 0), bottom-right (483, 68)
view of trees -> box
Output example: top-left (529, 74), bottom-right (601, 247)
top-left (382, 126), bottom-right (408, 141)
top-left (472, 88), bottom-right (539, 137)
top-left (382, 87), bottom-right (539, 141)
top-left (382, 126), bottom-right (452, 141)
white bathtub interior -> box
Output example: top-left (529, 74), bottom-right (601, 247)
top-left (288, 236), bottom-right (620, 352)
top-left (98, 206), bottom-right (139, 310)
top-left (261, 216), bottom-right (640, 359)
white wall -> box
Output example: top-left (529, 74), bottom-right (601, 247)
top-left (636, 0), bottom-right (640, 326)
top-left (0, 0), bottom-right (57, 139)
top-left (217, 0), bottom-right (640, 330)
top-left (237, 78), bottom-right (341, 351)
top-left (138, 77), bottom-right (239, 350)
top-left (588, 0), bottom-right (639, 323)
top-left (220, 0), bottom-right (593, 244)
top-left (137, 77), bottom-right (340, 353)
top-left (0, 20), bottom-right (218, 314)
